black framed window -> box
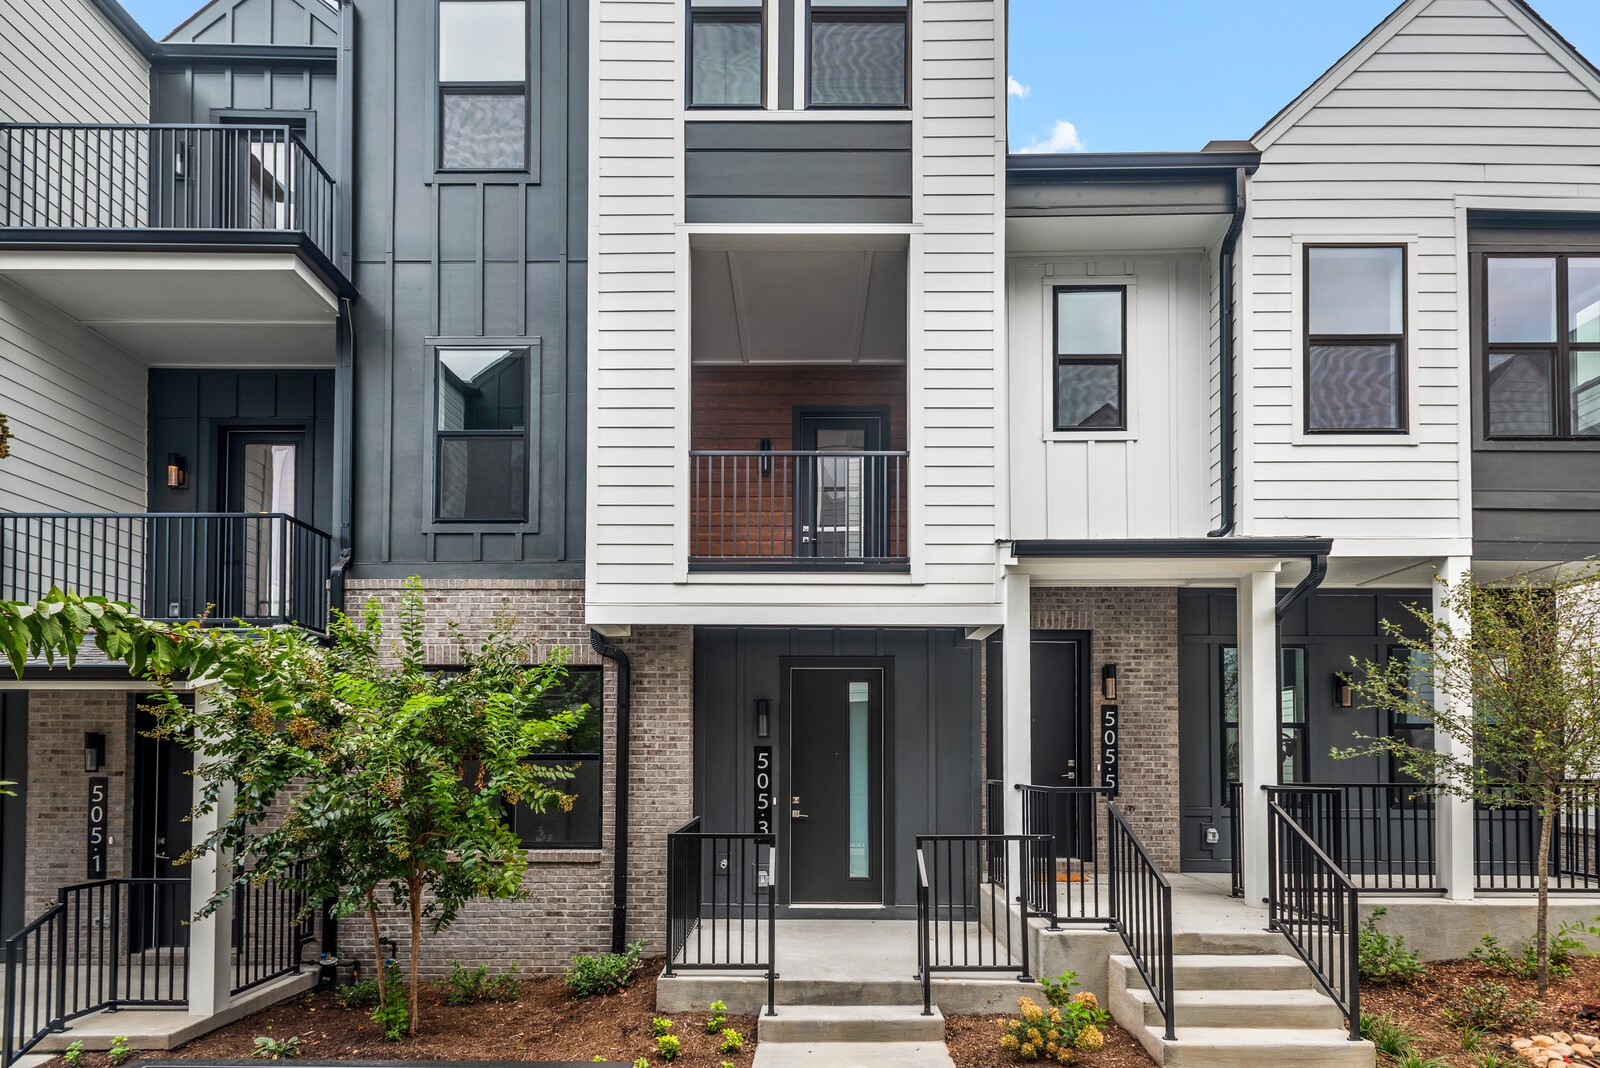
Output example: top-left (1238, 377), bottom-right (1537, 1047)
top-left (435, 348), bottom-right (528, 522)
top-left (1484, 254), bottom-right (1600, 439)
top-left (1305, 244), bottom-right (1407, 432)
top-left (689, 0), bottom-right (764, 107)
top-left (438, 0), bottom-right (528, 171)
top-left (1220, 645), bottom-right (1306, 785)
top-left (508, 668), bottom-right (604, 849)
top-left (807, 0), bottom-right (909, 108)
top-left (1386, 648), bottom-right (1435, 792)
top-left (1053, 286), bottom-right (1126, 431)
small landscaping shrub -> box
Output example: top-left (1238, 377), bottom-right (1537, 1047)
top-left (705, 999), bottom-right (728, 1033)
top-left (107, 1036), bottom-right (132, 1067)
top-left (565, 939), bottom-right (645, 999)
top-left (1361, 1012), bottom-right (1417, 1058)
top-left (632, 1059), bottom-right (648, 1068)
top-left (1473, 1055), bottom-right (1516, 1068)
top-left (373, 982), bottom-right (411, 1042)
top-left (444, 960), bottom-right (521, 1004)
top-left (1459, 1026), bottom-right (1486, 1053)
top-left (1442, 980), bottom-right (1537, 1033)
top-left (651, 1017), bottom-right (674, 1038)
top-left (334, 964), bottom-right (402, 1010)
top-left (719, 1028), bottom-right (745, 1054)
top-left (1468, 919), bottom-right (1600, 983)
top-left (1358, 907), bottom-right (1427, 984)
top-left (656, 1034), bottom-right (681, 1061)
top-left (1395, 1054), bottom-right (1449, 1068)
top-left (62, 1041), bottom-right (85, 1068)
top-left (998, 989), bottom-right (1108, 1063)
top-left (251, 1035), bottom-right (301, 1060)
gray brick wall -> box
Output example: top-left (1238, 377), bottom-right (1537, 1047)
top-left (1030, 587), bottom-right (1180, 870)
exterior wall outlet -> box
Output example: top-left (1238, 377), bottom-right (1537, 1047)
top-left (1203, 825), bottom-right (1220, 845)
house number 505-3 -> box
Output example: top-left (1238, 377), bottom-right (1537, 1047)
top-left (87, 776), bottom-right (109, 879)
top-left (753, 746), bottom-right (774, 836)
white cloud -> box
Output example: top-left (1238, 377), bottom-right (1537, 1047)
top-left (1006, 76), bottom-right (1031, 99)
top-left (1017, 120), bottom-right (1087, 154)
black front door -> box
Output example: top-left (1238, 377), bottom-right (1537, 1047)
top-left (793, 408), bottom-right (889, 560)
top-left (1025, 632), bottom-right (1092, 861)
top-left (132, 701), bottom-right (192, 950)
top-left (221, 430), bottom-right (306, 622)
top-left (0, 693), bottom-right (27, 938)
top-left (786, 666), bottom-right (885, 905)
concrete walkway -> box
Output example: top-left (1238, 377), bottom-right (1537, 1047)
top-left (752, 1040), bottom-right (956, 1067)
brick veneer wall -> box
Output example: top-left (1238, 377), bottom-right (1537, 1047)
top-left (22, 690), bottom-right (135, 911)
top-left (1029, 587), bottom-right (1180, 870)
top-left (342, 580), bottom-right (693, 975)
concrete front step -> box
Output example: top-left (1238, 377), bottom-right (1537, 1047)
top-left (657, 973), bottom-right (1034, 1016)
top-left (758, 1005), bottom-right (945, 1044)
top-left (751, 1039), bottom-right (955, 1067)
top-left (1152, 1027), bottom-right (1375, 1068)
top-left (1123, 985), bottom-right (1347, 1030)
top-left (1163, 952), bottom-right (1318, 990)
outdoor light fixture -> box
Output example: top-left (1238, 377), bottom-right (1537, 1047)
top-left (755, 698), bottom-right (770, 738)
top-left (83, 732), bottom-right (105, 773)
top-left (759, 439), bottom-right (773, 476)
top-left (166, 453), bottom-right (187, 489)
top-left (1101, 664), bottom-right (1118, 702)
top-left (1334, 674), bottom-right (1354, 708)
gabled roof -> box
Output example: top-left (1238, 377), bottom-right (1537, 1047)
top-left (1252, 0), bottom-right (1600, 150)
top-left (164, 0), bottom-right (338, 46)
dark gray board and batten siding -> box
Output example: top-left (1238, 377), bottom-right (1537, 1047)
top-left (684, 122), bottom-right (912, 224)
top-left (348, 0), bottom-right (587, 577)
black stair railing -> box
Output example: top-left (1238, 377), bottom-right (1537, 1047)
top-left (1106, 802), bottom-right (1175, 1042)
top-left (232, 861), bottom-right (315, 996)
top-left (915, 833), bottom-right (1052, 1016)
top-left (1476, 782), bottom-right (1600, 892)
top-left (662, 818), bottom-right (776, 1017)
top-left (1018, 784), bottom-right (1113, 924)
top-left (1267, 798), bottom-right (1360, 1041)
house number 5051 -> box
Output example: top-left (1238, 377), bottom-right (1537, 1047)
top-left (87, 776), bottom-right (109, 879)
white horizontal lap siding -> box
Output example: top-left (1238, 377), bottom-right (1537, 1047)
top-left (0, 0), bottom-right (148, 123)
top-left (1240, 0), bottom-right (1600, 546)
top-left (0, 279), bottom-right (146, 514)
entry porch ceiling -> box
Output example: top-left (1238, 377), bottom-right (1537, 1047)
top-left (1006, 212), bottom-right (1233, 255)
top-left (0, 250), bottom-right (339, 366)
top-left (691, 234), bottom-right (909, 365)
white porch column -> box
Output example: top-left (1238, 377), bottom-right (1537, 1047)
top-left (1002, 572), bottom-right (1032, 836)
top-left (1434, 555), bottom-right (1475, 901)
top-left (187, 689), bottom-right (235, 1017)
top-left (1237, 569), bottom-right (1279, 906)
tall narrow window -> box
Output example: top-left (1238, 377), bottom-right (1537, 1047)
top-left (1484, 255), bottom-right (1600, 438)
top-left (807, 0), bottom-right (908, 108)
top-left (689, 0), bottom-right (764, 107)
top-left (438, 0), bottom-right (528, 171)
top-left (1305, 245), bottom-right (1407, 432)
top-left (508, 668), bottom-right (605, 848)
top-left (1053, 287), bottom-right (1126, 431)
top-left (435, 348), bottom-right (528, 521)
top-left (1220, 645), bottom-right (1307, 785)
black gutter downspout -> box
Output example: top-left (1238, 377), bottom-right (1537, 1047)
top-left (327, 0), bottom-right (356, 620)
top-left (1208, 167), bottom-right (1248, 538)
top-left (1275, 553), bottom-right (1328, 621)
top-left (590, 630), bottom-right (632, 953)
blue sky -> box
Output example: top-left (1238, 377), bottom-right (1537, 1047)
top-left (117, 0), bottom-right (1600, 153)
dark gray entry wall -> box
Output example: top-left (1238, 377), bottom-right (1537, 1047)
top-left (1177, 588), bottom-right (1430, 872)
top-left (0, 693), bottom-right (26, 938)
top-left (349, 0), bottom-right (587, 577)
top-left (694, 627), bottom-right (981, 911)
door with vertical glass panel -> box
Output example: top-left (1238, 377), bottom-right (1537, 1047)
top-left (222, 431), bottom-right (304, 622)
top-left (786, 667), bottom-right (884, 905)
top-left (794, 409), bottom-right (888, 561)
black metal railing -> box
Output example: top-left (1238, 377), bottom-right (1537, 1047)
top-left (0, 512), bottom-right (331, 631)
top-left (1267, 799), bottom-right (1360, 1041)
top-left (1235, 783), bottom-right (1444, 894)
top-left (689, 450), bottom-right (909, 568)
top-left (1227, 780), bottom-right (1244, 897)
top-left (4, 878), bottom-right (190, 1066)
top-left (1107, 803), bottom-right (1174, 1042)
top-left (1019, 784), bottom-right (1112, 924)
top-left (916, 834), bottom-right (1051, 1016)
top-left (1476, 783), bottom-right (1600, 892)
top-left (662, 818), bottom-right (776, 1016)
top-left (0, 124), bottom-right (337, 262)
top-left (231, 862), bottom-right (314, 996)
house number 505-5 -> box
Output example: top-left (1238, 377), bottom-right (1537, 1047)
top-left (87, 776), bottom-right (109, 879)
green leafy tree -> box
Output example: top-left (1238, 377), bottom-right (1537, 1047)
top-left (1339, 567), bottom-right (1600, 995)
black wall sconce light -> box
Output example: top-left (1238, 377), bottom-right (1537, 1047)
top-left (759, 439), bottom-right (773, 476)
top-left (1101, 663), bottom-right (1119, 702)
top-left (166, 453), bottom-right (188, 490)
top-left (754, 698), bottom-right (770, 738)
top-left (83, 732), bottom-right (105, 773)
top-left (1333, 674), bottom-right (1354, 708)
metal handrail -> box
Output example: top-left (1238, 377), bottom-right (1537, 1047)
top-left (1018, 783), bottom-right (1114, 924)
top-left (1267, 799), bottom-right (1360, 1040)
top-left (1107, 802), bottom-right (1175, 1042)
top-left (663, 817), bottom-right (776, 1016)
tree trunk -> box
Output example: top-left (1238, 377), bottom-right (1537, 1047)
top-left (368, 904), bottom-right (385, 1004)
top-left (408, 877), bottom-right (423, 1035)
top-left (1537, 799), bottom-right (1554, 997)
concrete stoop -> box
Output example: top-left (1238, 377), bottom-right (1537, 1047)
top-left (751, 1006), bottom-right (955, 1068)
top-left (1108, 953), bottom-right (1375, 1068)
top-left (655, 973), bottom-right (1033, 1016)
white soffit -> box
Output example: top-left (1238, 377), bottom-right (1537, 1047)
top-left (1006, 213), bottom-right (1231, 255)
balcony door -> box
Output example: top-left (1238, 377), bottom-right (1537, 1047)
top-left (793, 407), bottom-right (889, 561)
top-left (221, 431), bottom-right (304, 623)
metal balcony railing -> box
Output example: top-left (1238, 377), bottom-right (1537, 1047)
top-left (0, 124), bottom-right (337, 263)
top-left (690, 449), bottom-right (909, 569)
top-left (0, 512), bottom-right (332, 632)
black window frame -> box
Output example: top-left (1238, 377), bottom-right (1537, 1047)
top-left (436, 0), bottom-right (531, 174)
top-left (804, 0), bottom-right (911, 111)
top-left (1482, 252), bottom-right (1600, 440)
top-left (1052, 284), bottom-right (1128, 433)
top-left (686, 0), bottom-right (767, 110)
top-left (1303, 242), bottom-right (1409, 435)
top-left (1218, 644), bottom-right (1306, 786)
top-left (433, 345), bottom-right (531, 524)
top-left (1384, 645), bottom-right (1435, 798)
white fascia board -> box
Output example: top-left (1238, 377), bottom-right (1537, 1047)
top-left (585, 603), bottom-right (1006, 629)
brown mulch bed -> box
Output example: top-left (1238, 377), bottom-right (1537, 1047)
top-left (945, 1014), bottom-right (1156, 1067)
top-left (1361, 954), bottom-right (1600, 1065)
top-left (42, 961), bottom-right (754, 1068)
